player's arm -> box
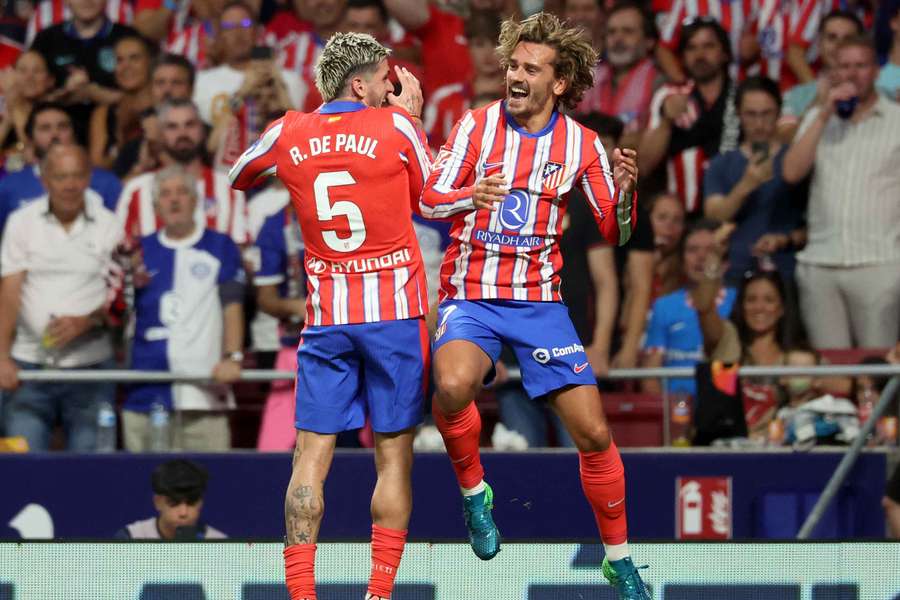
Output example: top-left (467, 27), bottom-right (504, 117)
top-left (580, 140), bottom-right (638, 246)
top-left (228, 117), bottom-right (285, 190)
top-left (586, 245), bottom-right (618, 377)
top-left (419, 112), bottom-right (488, 219)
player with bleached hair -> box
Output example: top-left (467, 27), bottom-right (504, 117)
top-left (230, 32), bottom-right (432, 600)
top-left (419, 12), bottom-right (650, 599)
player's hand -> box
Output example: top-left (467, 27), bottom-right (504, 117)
top-left (45, 315), bottom-right (93, 349)
top-left (387, 65), bottom-right (424, 119)
top-left (612, 148), bottom-right (638, 194)
top-left (212, 358), bottom-right (242, 383)
top-left (0, 356), bottom-right (19, 391)
top-left (472, 174), bottom-right (508, 210)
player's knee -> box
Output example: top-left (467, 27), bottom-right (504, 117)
top-left (572, 423), bottom-right (612, 453)
top-left (433, 370), bottom-right (480, 411)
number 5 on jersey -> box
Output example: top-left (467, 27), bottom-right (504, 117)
top-left (315, 171), bottom-right (367, 253)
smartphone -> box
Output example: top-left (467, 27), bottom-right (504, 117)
top-left (250, 46), bottom-right (273, 60)
top-left (751, 141), bottom-right (769, 161)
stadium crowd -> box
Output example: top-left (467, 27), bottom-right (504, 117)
top-left (0, 0), bottom-right (898, 455)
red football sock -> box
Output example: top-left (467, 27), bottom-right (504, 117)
top-left (284, 544), bottom-right (316, 600)
top-left (433, 401), bottom-right (484, 489)
top-left (579, 442), bottom-right (628, 545)
top-left (368, 524), bottom-right (407, 598)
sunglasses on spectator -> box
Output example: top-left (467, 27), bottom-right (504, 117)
top-left (220, 18), bottom-right (253, 30)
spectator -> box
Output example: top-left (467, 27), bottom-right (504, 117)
top-left (647, 191), bottom-right (685, 300)
top-left (0, 144), bottom-right (120, 452)
top-left (26, 0), bottom-right (133, 45)
top-left (0, 51), bottom-right (55, 171)
top-left (116, 99), bottom-right (248, 246)
top-left (0, 103), bottom-right (122, 238)
top-left (640, 17), bottom-right (739, 215)
top-left (133, 0), bottom-right (241, 67)
top-left (422, 9), bottom-right (503, 151)
top-left (193, 1), bottom-right (302, 128)
top-left (783, 36), bottom-right (900, 349)
top-left (30, 0), bottom-right (141, 143)
top-left (89, 34), bottom-right (156, 170)
top-left (113, 53), bottom-right (196, 179)
top-left (563, 0), bottom-right (606, 53)
top-left (878, 2), bottom-right (900, 100)
top-left (115, 459), bottom-right (227, 539)
top-left (575, 1), bottom-right (660, 150)
top-left (704, 76), bottom-right (806, 285)
top-left (885, 341), bottom-right (900, 538)
top-left (121, 166), bottom-right (244, 452)
top-left (779, 10), bottom-right (864, 140)
top-left (641, 219), bottom-right (737, 397)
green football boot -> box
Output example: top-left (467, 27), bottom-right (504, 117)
top-left (462, 482), bottom-right (500, 560)
top-left (602, 556), bottom-right (651, 599)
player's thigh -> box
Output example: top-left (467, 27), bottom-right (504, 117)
top-left (355, 318), bottom-right (429, 434)
top-left (432, 301), bottom-right (502, 402)
top-left (502, 301), bottom-right (597, 400)
top-left (296, 326), bottom-right (366, 434)
top-left (548, 384), bottom-right (611, 452)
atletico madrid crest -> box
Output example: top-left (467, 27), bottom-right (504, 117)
top-left (541, 161), bottom-right (566, 190)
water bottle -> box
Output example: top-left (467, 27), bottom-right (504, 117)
top-left (149, 402), bottom-right (171, 452)
top-left (96, 401), bottom-right (117, 452)
top-left (670, 394), bottom-right (693, 447)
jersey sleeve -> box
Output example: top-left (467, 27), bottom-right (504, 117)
top-left (578, 135), bottom-right (638, 247)
top-left (254, 211), bottom-right (287, 287)
top-left (391, 111), bottom-right (434, 215)
top-left (228, 117), bottom-right (285, 190)
top-left (419, 111), bottom-right (479, 219)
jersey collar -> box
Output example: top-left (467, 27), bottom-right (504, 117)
top-left (501, 101), bottom-right (559, 138)
top-left (319, 101), bottom-right (367, 114)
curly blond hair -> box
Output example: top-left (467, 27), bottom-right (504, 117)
top-left (496, 12), bottom-right (598, 110)
top-left (314, 32), bottom-right (391, 103)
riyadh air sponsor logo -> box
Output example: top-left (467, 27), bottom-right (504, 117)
top-left (473, 230), bottom-right (544, 247)
top-left (306, 248), bottom-right (412, 275)
top-left (498, 189), bottom-right (532, 231)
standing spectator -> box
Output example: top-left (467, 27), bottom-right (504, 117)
top-left (193, 1), bottom-right (303, 127)
top-left (115, 99), bottom-right (248, 246)
top-left (576, 1), bottom-right (660, 150)
top-left (26, 0), bottom-right (132, 45)
top-left (113, 53), bottom-right (196, 179)
top-left (30, 0), bottom-right (141, 143)
top-left (563, 0), bottom-right (606, 52)
top-left (639, 18), bottom-right (739, 215)
top-left (779, 10), bottom-right (863, 140)
top-left (877, 2), bottom-right (900, 100)
top-left (704, 76), bottom-right (806, 285)
top-left (641, 219), bottom-right (737, 397)
top-left (115, 459), bottom-right (227, 539)
top-left (0, 103), bottom-right (121, 238)
top-left (121, 166), bottom-right (244, 452)
top-left (0, 51), bottom-right (55, 170)
top-left (0, 144), bottom-right (120, 452)
top-left (783, 36), bottom-right (900, 349)
top-left (89, 34), bottom-right (157, 170)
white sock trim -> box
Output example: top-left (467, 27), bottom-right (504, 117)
top-left (461, 480), bottom-right (486, 496)
top-left (604, 541), bottom-right (630, 562)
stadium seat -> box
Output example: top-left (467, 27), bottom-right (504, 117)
top-left (601, 393), bottom-right (664, 447)
top-left (139, 583), bottom-right (207, 600)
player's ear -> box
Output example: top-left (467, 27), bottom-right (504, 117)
top-left (552, 76), bottom-right (567, 98)
top-left (350, 75), bottom-right (367, 100)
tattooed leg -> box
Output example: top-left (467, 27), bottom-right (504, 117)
top-left (285, 430), bottom-right (336, 546)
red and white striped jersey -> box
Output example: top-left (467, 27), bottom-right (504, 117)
top-left (116, 166), bottom-right (248, 244)
top-left (657, 0), bottom-right (755, 60)
top-left (274, 30), bottom-right (322, 112)
top-left (165, 23), bottom-right (209, 69)
top-left (229, 102), bottom-right (433, 326)
top-left (420, 101), bottom-right (637, 303)
top-left (26, 0), bottom-right (133, 44)
top-left (576, 58), bottom-right (659, 133)
top-left (422, 82), bottom-right (470, 152)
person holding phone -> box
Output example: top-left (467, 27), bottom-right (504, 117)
top-left (703, 76), bottom-right (805, 286)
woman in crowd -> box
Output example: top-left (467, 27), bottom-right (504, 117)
top-left (647, 191), bottom-right (685, 300)
top-left (0, 51), bottom-right (55, 170)
top-left (89, 35), bottom-right (156, 169)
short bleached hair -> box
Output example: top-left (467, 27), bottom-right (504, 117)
top-left (152, 165), bottom-right (198, 204)
top-left (314, 32), bottom-right (391, 103)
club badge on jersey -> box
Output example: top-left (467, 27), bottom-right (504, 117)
top-left (541, 161), bottom-right (567, 191)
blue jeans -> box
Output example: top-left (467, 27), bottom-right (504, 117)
top-left (1, 359), bottom-right (116, 452)
top-left (497, 385), bottom-right (575, 448)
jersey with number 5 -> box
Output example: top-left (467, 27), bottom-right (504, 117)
top-left (229, 102), bottom-right (433, 326)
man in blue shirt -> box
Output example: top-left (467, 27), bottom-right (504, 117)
top-left (641, 219), bottom-right (737, 396)
top-left (0, 102), bottom-right (121, 238)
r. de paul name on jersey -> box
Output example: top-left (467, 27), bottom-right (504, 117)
top-left (290, 134), bottom-right (379, 164)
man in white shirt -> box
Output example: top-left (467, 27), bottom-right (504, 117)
top-left (0, 144), bottom-right (121, 451)
top-left (783, 36), bottom-right (900, 349)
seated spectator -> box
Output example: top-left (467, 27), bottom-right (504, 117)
top-left (121, 166), bottom-right (245, 452)
top-left (89, 34), bottom-right (156, 170)
top-left (30, 0), bottom-right (141, 144)
top-left (878, 2), bottom-right (900, 100)
top-left (0, 103), bottom-right (121, 238)
top-left (704, 76), bottom-right (806, 286)
top-left (641, 219), bottom-right (737, 397)
top-left (0, 144), bottom-right (120, 452)
top-left (194, 2), bottom-right (303, 128)
top-left (115, 459), bottom-right (226, 539)
top-left (779, 10), bottom-right (863, 140)
top-left (647, 191), bottom-right (685, 300)
top-left (116, 99), bottom-right (248, 246)
top-left (772, 346), bottom-right (825, 444)
top-left (783, 36), bottom-right (900, 349)
top-left (639, 18), bottom-right (739, 215)
top-left (575, 1), bottom-right (660, 151)
top-left (113, 53), bottom-right (196, 179)
top-left (0, 51), bottom-right (55, 171)
top-left (853, 355), bottom-right (899, 445)
top-left (26, 0), bottom-right (133, 45)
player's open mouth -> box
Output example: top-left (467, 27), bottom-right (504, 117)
top-left (509, 86), bottom-right (528, 99)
